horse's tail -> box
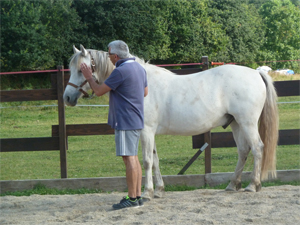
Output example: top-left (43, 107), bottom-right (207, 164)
top-left (258, 71), bottom-right (279, 180)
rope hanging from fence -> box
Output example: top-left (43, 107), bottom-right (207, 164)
top-left (0, 59), bottom-right (299, 75)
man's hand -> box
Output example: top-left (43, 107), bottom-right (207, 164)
top-left (80, 62), bottom-right (111, 97)
top-left (80, 63), bottom-right (93, 80)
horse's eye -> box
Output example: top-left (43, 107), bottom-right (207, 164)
top-left (78, 70), bottom-right (82, 73)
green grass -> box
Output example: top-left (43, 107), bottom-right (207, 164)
top-left (0, 96), bottom-right (299, 180)
top-left (0, 183), bottom-right (105, 197)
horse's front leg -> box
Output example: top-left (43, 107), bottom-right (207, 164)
top-left (140, 131), bottom-right (155, 201)
top-left (153, 141), bottom-right (165, 198)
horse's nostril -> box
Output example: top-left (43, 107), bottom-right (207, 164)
top-left (64, 96), bottom-right (71, 103)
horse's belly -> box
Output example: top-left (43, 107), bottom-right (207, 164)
top-left (155, 126), bottom-right (209, 136)
top-left (154, 110), bottom-right (227, 136)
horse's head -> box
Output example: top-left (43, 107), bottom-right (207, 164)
top-left (63, 44), bottom-right (114, 106)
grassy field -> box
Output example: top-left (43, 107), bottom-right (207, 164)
top-left (0, 74), bottom-right (299, 181)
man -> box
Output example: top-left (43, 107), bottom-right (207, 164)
top-left (80, 40), bottom-right (148, 210)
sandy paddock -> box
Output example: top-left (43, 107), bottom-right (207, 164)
top-left (1, 185), bottom-right (299, 225)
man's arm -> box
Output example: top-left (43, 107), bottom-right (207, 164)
top-left (144, 86), bottom-right (148, 97)
top-left (80, 63), bottom-right (111, 96)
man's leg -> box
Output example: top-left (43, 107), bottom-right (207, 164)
top-left (123, 155), bottom-right (141, 198)
top-left (113, 130), bottom-right (141, 209)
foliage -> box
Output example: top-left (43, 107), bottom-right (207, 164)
top-left (0, 0), bottom-right (299, 73)
top-left (1, 0), bottom-right (53, 71)
top-left (71, 0), bottom-right (172, 61)
top-left (1, 0), bottom-right (80, 71)
top-left (208, 0), bottom-right (266, 63)
top-left (290, 0), bottom-right (300, 7)
top-left (71, 0), bottom-right (228, 64)
top-left (38, 0), bottom-right (82, 66)
top-left (259, 0), bottom-right (300, 71)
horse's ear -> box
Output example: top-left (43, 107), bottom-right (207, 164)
top-left (80, 44), bottom-right (88, 57)
top-left (73, 45), bottom-right (80, 54)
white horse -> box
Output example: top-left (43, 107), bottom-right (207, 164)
top-left (64, 45), bottom-right (279, 200)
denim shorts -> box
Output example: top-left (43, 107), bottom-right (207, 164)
top-left (115, 129), bottom-right (141, 156)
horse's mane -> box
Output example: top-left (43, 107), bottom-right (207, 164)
top-left (69, 49), bottom-right (174, 82)
top-left (69, 52), bottom-right (81, 69)
top-left (69, 49), bottom-right (115, 83)
top-left (132, 54), bottom-right (175, 75)
top-left (93, 50), bottom-right (115, 82)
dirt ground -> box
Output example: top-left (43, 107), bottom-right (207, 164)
top-left (1, 185), bottom-right (299, 225)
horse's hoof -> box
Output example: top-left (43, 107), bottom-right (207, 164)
top-left (244, 183), bottom-right (258, 192)
top-left (225, 183), bottom-right (237, 191)
top-left (256, 183), bottom-right (262, 192)
top-left (154, 186), bottom-right (165, 198)
top-left (236, 182), bottom-right (242, 191)
top-left (244, 188), bottom-right (255, 192)
top-left (142, 198), bottom-right (151, 202)
top-left (142, 188), bottom-right (154, 201)
top-left (225, 187), bottom-right (236, 192)
top-left (141, 195), bottom-right (152, 202)
top-left (154, 193), bottom-right (164, 198)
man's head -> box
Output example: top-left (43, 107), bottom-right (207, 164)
top-left (108, 40), bottom-right (130, 65)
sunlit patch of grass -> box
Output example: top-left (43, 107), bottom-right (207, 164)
top-left (269, 72), bottom-right (300, 81)
top-left (0, 183), bottom-right (104, 197)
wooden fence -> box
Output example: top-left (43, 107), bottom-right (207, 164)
top-left (1, 58), bottom-right (300, 179)
top-left (0, 66), bottom-right (68, 178)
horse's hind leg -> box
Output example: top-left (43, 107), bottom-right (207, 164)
top-left (153, 141), bottom-right (165, 198)
top-left (244, 129), bottom-right (264, 192)
top-left (227, 122), bottom-right (263, 192)
top-left (226, 121), bottom-right (251, 191)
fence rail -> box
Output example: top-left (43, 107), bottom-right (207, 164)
top-left (192, 129), bottom-right (300, 149)
top-left (0, 137), bottom-right (60, 152)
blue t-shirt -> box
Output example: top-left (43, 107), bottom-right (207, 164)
top-left (104, 58), bottom-right (147, 130)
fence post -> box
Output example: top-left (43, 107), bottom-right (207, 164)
top-left (57, 65), bottom-right (67, 178)
top-left (201, 56), bottom-right (209, 71)
top-left (204, 131), bottom-right (212, 174)
top-left (201, 56), bottom-right (211, 174)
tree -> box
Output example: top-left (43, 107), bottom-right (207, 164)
top-left (208, 0), bottom-right (265, 64)
top-left (1, 0), bottom-right (52, 71)
top-left (259, 0), bottom-right (300, 71)
top-left (290, 0), bottom-right (300, 7)
top-left (39, 0), bottom-right (81, 66)
top-left (72, 0), bottom-right (228, 64)
top-left (160, 0), bottom-right (228, 64)
top-left (1, 0), bottom-right (80, 72)
top-left (242, 0), bottom-right (266, 9)
top-left (71, 0), bottom-right (171, 61)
